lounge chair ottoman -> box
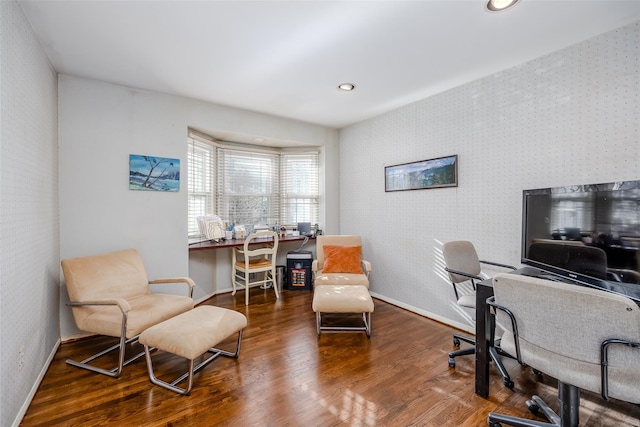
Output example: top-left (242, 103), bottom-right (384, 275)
top-left (312, 284), bottom-right (374, 337)
top-left (139, 305), bottom-right (247, 395)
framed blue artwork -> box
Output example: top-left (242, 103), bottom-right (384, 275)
top-left (129, 154), bottom-right (180, 192)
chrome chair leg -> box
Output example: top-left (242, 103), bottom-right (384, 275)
top-left (65, 313), bottom-right (144, 378)
top-left (316, 312), bottom-right (372, 337)
top-left (144, 330), bottom-right (243, 395)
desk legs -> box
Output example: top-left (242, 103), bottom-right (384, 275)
top-left (475, 281), bottom-right (494, 398)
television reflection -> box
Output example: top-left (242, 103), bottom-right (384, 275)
top-left (522, 181), bottom-right (640, 285)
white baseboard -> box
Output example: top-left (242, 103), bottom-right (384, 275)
top-left (194, 287), bottom-right (233, 305)
top-left (13, 338), bottom-right (61, 427)
top-left (200, 288), bottom-right (475, 335)
top-left (369, 291), bottom-right (475, 335)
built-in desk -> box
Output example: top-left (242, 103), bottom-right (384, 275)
top-left (187, 235), bottom-right (316, 298)
top-left (475, 266), bottom-right (640, 398)
top-left (189, 235), bottom-right (314, 251)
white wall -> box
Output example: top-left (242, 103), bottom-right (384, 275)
top-left (339, 21), bottom-right (640, 332)
top-left (6, 3), bottom-right (637, 424)
top-left (0, 2), bottom-right (59, 426)
top-left (58, 76), bottom-right (339, 339)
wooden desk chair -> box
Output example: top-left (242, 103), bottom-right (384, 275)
top-left (232, 230), bottom-right (279, 305)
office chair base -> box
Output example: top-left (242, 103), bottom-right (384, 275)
top-left (447, 336), bottom-right (514, 389)
top-left (489, 345), bottom-right (514, 389)
top-left (448, 346), bottom-right (474, 368)
top-left (488, 382), bottom-right (579, 427)
top-left (449, 333), bottom-right (476, 367)
top-left (452, 333), bottom-right (475, 348)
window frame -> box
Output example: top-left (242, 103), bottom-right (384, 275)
top-left (187, 132), bottom-right (319, 238)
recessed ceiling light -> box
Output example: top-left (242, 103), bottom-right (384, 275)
top-left (338, 83), bottom-right (356, 92)
top-left (486, 0), bottom-right (519, 12)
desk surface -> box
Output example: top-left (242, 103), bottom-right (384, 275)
top-left (189, 235), bottom-right (314, 251)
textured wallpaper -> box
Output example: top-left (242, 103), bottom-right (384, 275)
top-left (339, 21), bottom-right (640, 329)
top-left (1, 2), bottom-right (59, 426)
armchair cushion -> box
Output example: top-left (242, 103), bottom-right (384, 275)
top-left (315, 272), bottom-right (370, 287)
top-left (63, 248), bottom-right (151, 301)
top-left (75, 293), bottom-right (194, 338)
top-left (62, 248), bottom-right (194, 339)
top-left (322, 245), bottom-right (363, 274)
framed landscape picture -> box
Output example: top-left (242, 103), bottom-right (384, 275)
top-left (129, 154), bottom-right (180, 192)
top-left (385, 155), bottom-right (457, 192)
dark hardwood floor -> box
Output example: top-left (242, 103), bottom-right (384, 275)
top-left (21, 289), bottom-right (640, 426)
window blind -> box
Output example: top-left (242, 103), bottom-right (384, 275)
top-left (187, 136), bottom-right (215, 236)
top-left (280, 153), bottom-right (319, 225)
top-left (187, 131), bottom-right (319, 237)
top-left (216, 148), bottom-right (280, 226)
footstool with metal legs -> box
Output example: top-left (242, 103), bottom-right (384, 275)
top-left (139, 305), bottom-right (247, 395)
top-left (312, 285), bottom-right (374, 337)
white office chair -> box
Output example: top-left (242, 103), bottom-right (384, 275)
top-left (232, 230), bottom-right (279, 305)
top-left (487, 273), bottom-right (640, 427)
top-left (442, 240), bottom-right (516, 389)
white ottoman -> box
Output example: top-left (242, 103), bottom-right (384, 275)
top-left (312, 285), bottom-right (374, 337)
top-left (139, 305), bottom-right (247, 395)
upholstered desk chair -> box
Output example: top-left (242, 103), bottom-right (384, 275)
top-left (442, 240), bottom-right (516, 389)
top-left (488, 273), bottom-right (640, 427)
top-left (232, 230), bottom-right (279, 305)
top-left (312, 235), bottom-right (371, 287)
top-left (61, 248), bottom-right (195, 378)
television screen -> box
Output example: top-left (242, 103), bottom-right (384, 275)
top-left (522, 180), bottom-right (640, 285)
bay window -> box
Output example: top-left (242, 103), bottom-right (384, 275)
top-left (188, 131), bottom-right (319, 238)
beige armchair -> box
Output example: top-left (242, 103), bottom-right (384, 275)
top-left (61, 248), bottom-right (195, 377)
top-left (312, 235), bottom-right (371, 287)
top-left (311, 235), bottom-right (374, 336)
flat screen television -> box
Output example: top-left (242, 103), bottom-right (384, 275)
top-left (522, 180), bottom-right (640, 287)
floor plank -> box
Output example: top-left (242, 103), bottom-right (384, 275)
top-left (20, 289), bottom-right (640, 426)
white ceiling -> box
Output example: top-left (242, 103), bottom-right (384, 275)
top-left (18, 1), bottom-right (640, 137)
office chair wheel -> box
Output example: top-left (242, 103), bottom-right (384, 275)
top-left (504, 379), bottom-right (514, 389)
top-left (488, 421), bottom-right (502, 427)
top-left (532, 368), bottom-right (543, 376)
top-left (526, 399), bottom-right (540, 415)
top-left (453, 337), bottom-right (460, 347)
top-left (448, 357), bottom-right (456, 368)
